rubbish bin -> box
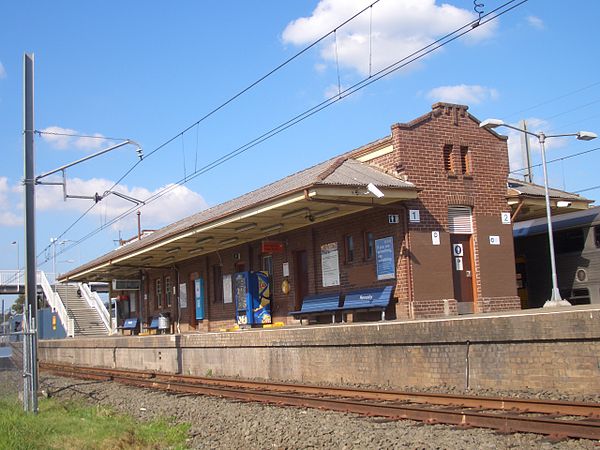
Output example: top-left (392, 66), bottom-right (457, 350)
top-left (158, 314), bottom-right (170, 333)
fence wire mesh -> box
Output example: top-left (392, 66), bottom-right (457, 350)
top-left (0, 328), bottom-right (25, 406)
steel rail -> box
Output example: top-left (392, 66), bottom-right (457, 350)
top-left (40, 363), bottom-right (600, 440)
top-left (40, 362), bottom-right (600, 418)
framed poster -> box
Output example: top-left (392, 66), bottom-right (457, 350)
top-left (178, 282), bottom-right (188, 309)
top-left (223, 274), bottom-right (233, 304)
top-left (375, 236), bottom-right (395, 280)
top-left (194, 278), bottom-right (205, 320)
top-left (321, 242), bottom-right (340, 287)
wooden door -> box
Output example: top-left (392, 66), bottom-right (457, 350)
top-left (294, 250), bottom-right (309, 311)
top-left (450, 234), bottom-right (475, 312)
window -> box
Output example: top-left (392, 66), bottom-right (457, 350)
top-left (364, 231), bottom-right (375, 260)
top-left (448, 206), bottom-right (473, 234)
top-left (262, 255), bottom-right (273, 275)
top-left (345, 235), bottom-right (355, 263)
top-left (554, 228), bottom-right (585, 254)
top-left (460, 146), bottom-right (470, 174)
top-left (165, 276), bottom-right (172, 307)
top-left (443, 145), bottom-right (454, 172)
top-left (595, 225), bottom-right (600, 248)
top-left (212, 265), bottom-right (223, 303)
top-left (155, 278), bottom-right (162, 308)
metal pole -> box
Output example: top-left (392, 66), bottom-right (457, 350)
top-left (23, 53), bottom-right (39, 413)
top-left (539, 133), bottom-right (569, 307)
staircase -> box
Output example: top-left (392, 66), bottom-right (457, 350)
top-left (55, 284), bottom-right (109, 337)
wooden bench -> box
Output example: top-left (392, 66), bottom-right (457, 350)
top-left (289, 293), bottom-right (341, 325)
top-left (117, 318), bottom-right (139, 335)
top-left (340, 286), bottom-right (394, 321)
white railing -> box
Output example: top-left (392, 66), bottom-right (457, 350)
top-left (79, 282), bottom-right (111, 333)
top-left (39, 271), bottom-right (74, 337)
top-left (0, 270), bottom-right (24, 288)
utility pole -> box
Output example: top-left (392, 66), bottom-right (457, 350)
top-left (23, 53), bottom-right (39, 413)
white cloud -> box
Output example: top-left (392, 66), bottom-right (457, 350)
top-left (527, 16), bottom-right (544, 30)
top-left (36, 177), bottom-right (208, 232)
top-left (40, 126), bottom-right (109, 151)
top-left (282, 0), bottom-right (496, 77)
top-left (0, 61), bottom-right (6, 79)
top-left (0, 177), bottom-right (22, 226)
top-left (426, 84), bottom-right (499, 105)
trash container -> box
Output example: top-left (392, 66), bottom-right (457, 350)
top-left (158, 314), bottom-right (170, 333)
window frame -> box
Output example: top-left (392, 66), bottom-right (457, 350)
top-left (364, 231), bottom-right (375, 260)
top-left (345, 234), bottom-right (355, 263)
top-left (165, 276), bottom-right (172, 307)
top-left (155, 278), bottom-right (162, 308)
top-left (460, 145), bottom-right (470, 175)
top-left (443, 144), bottom-right (454, 173)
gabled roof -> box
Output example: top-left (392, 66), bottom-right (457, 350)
top-left (508, 178), bottom-right (591, 201)
top-left (60, 155), bottom-right (415, 281)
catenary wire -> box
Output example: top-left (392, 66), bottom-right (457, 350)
top-left (43, 0), bottom-right (527, 265)
top-left (46, 0), bottom-right (527, 264)
top-left (34, 0), bottom-right (382, 265)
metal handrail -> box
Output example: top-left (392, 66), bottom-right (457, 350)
top-left (78, 282), bottom-right (111, 333)
top-left (39, 271), bottom-right (74, 337)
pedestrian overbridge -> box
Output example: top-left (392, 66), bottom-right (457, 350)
top-left (0, 270), bottom-right (111, 338)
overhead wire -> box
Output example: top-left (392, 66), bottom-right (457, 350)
top-left (43, 0), bottom-right (528, 266)
top-left (35, 0), bottom-right (383, 266)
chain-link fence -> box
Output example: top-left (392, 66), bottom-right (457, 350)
top-left (0, 325), bottom-right (25, 407)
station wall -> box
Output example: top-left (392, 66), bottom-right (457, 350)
top-left (39, 306), bottom-right (600, 394)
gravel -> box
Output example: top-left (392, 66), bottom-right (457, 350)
top-left (40, 374), bottom-right (599, 450)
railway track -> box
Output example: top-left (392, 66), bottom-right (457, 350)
top-left (41, 362), bottom-right (600, 441)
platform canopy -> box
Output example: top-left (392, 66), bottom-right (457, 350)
top-left (59, 157), bottom-right (417, 282)
top-left (507, 178), bottom-right (592, 222)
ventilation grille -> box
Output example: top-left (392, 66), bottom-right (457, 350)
top-left (448, 206), bottom-right (473, 234)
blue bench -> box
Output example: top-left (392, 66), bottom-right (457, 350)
top-left (340, 286), bottom-right (394, 321)
top-left (117, 318), bottom-right (139, 335)
top-left (289, 293), bottom-right (341, 325)
top-left (148, 317), bottom-right (159, 331)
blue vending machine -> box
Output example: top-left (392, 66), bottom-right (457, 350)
top-left (233, 271), bottom-right (272, 326)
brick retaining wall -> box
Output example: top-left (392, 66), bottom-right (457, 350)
top-left (39, 306), bottom-right (600, 394)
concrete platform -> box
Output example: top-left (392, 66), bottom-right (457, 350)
top-left (39, 305), bottom-right (600, 394)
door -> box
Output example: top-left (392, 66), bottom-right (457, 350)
top-left (294, 250), bottom-right (309, 311)
top-left (450, 234), bottom-right (475, 313)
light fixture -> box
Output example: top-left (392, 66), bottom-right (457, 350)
top-left (261, 223), bottom-right (284, 233)
top-left (479, 118), bottom-right (504, 129)
top-left (235, 223), bottom-right (257, 232)
top-left (366, 183), bottom-right (385, 198)
top-left (188, 247), bottom-right (204, 255)
top-left (312, 207), bottom-right (339, 219)
top-left (556, 201), bottom-right (572, 208)
top-left (166, 247), bottom-right (181, 254)
top-left (162, 256), bottom-right (175, 263)
top-left (219, 237), bottom-right (239, 245)
top-left (282, 207), bottom-right (310, 219)
top-left (195, 236), bottom-right (214, 245)
top-left (577, 131), bottom-right (598, 141)
top-left (141, 255), bottom-right (153, 262)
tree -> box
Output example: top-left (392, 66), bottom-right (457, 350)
top-left (11, 294), bottom-right (25, 315)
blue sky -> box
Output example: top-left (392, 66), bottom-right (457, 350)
top-left (1, 0), bottom-right (599, 302)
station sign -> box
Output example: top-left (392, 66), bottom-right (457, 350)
top-left (261, 240), bottom-right (285, 253)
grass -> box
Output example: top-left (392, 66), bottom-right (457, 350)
top-left (0, 395), bottom-right (190, 450)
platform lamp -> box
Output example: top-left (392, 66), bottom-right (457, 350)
top-left (11, 241), bottom-right (19, 285)
top-left (480, 118), bottom-right (597, 308)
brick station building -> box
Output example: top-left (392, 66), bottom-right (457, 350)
top-left (61, 102), bottom-right (521, 332)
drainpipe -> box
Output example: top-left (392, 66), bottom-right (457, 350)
top-left (465, 340), bottom-right (471, 390)
top-left (510, 199), bottom-right (525, 222)
top-left (399, 205), bottom-right (414, 319)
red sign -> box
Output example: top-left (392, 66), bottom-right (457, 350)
top-left (261, 240), bottom-right (285, 253)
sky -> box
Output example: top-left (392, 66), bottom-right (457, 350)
top-left (1, 0), bottom-right (600, 306)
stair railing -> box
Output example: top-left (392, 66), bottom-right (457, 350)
top-left (39, 271), bottom-right (74, 337)
top-left (78, 282), bottom-right (111, 333)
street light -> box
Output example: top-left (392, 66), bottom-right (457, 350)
top-left (11, 241), bottom-right (19, 276)
top-left (480, 118), bottom-right (597, 307)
